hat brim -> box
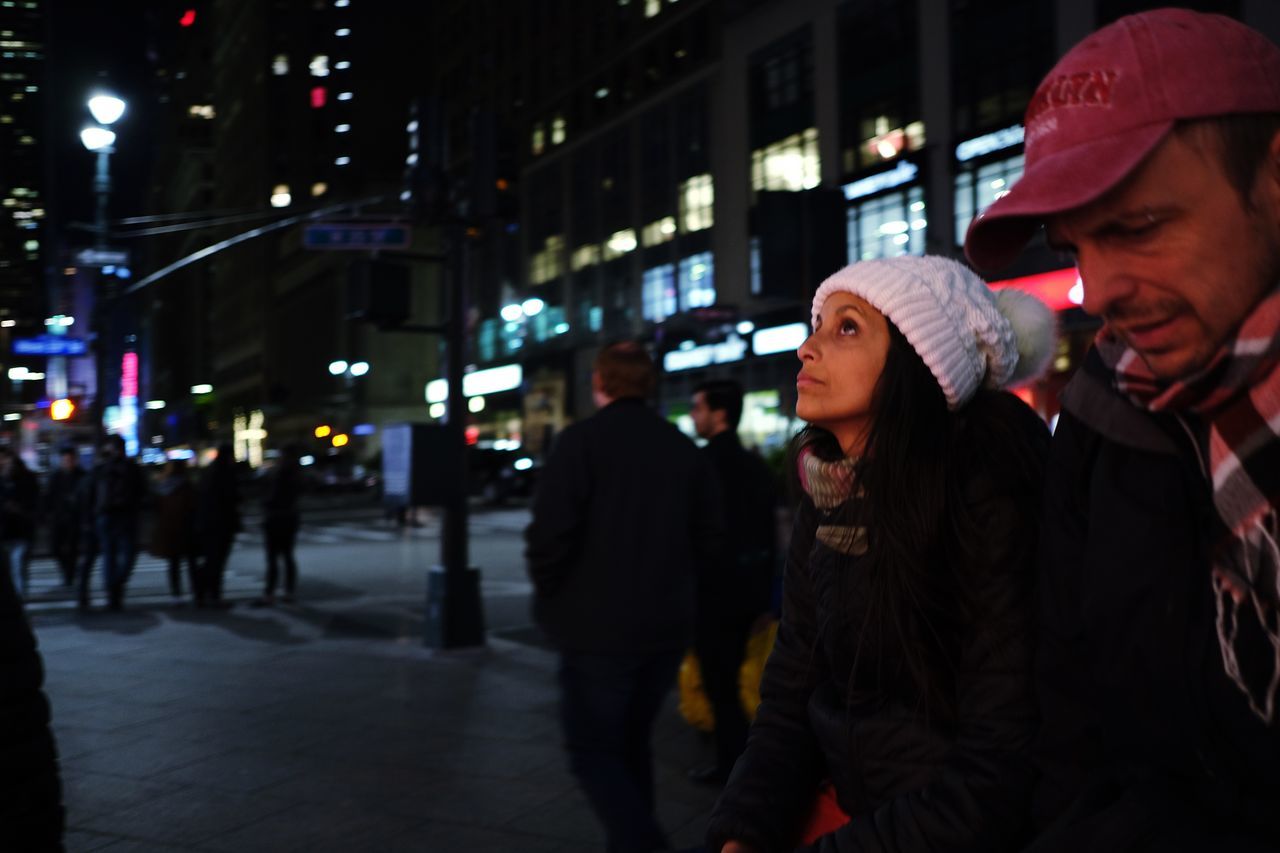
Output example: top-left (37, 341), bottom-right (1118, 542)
top-left (963, 120), bottom-right (1174, 272)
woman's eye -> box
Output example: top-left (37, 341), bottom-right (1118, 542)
top-left (838, 318), bottom-right (859, 335)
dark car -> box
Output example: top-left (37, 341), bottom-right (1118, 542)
top-left (469, 447), bottom-right (539, 505)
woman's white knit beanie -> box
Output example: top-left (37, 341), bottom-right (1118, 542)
top-left (810, 256), bottom-right (1055, 410)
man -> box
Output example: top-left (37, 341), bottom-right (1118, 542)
top-left (526, 341), bottom-right (722, 853)
top-left (686, 379), bottom-right (776, 786)
top-left (964, 9), bottom-right (1280, 851)
top-left (45, 447), bottom-right (85, 590)
top-left (0, 446), bottom-right (38, 601)
top-left (89, 435), bottom-right (145, 611)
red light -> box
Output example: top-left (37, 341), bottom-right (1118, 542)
top-left (465, 426), bottom-right (480, 446)
top-left (310, 87), bottom-right (327, 109)
top-left (989, 267), bottom-right (1082, 313)
top-left (120, 352), bottom-right (138, 399)
top-left (179, 9), bottom-right (196, 27)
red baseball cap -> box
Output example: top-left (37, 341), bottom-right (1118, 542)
top-left (964, 8), bottom-right (1280, 272)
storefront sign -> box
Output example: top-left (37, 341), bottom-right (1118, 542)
top-left (751, 322), bottom-right (808, 356)
top-left (425, 363), bottom-right (523, 403)
top-left (663, 335), bottom-right (748, 373)
top-left (989, 267), bottom-right (1083, 313)
top-left (955, 124), bottom-right (1025, 162)
top-left (842, 161), bottom-right (918, 202)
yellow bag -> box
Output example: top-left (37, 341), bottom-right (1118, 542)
top-left (677, 618), bottom-right (779, 732)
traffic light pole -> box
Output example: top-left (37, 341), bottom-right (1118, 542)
top-left (423, 229), bottom-right (484, 650)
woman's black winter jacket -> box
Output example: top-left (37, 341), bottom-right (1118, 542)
top-left (707, 394), bottom-right (1049, 853)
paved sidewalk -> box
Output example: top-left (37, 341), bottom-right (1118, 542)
top-left (32, 578), bottom-right (721, 851)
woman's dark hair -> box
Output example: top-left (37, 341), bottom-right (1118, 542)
top-left (793, 322), bottom-right (1047, 723)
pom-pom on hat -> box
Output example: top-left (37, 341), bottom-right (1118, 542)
top-left (810, 256), bottom-right (1055, 410)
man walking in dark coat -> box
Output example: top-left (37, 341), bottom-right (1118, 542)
top-left (88, 436), bottom-right (145, 612)
top-left (525, 341), bottom-right (722, 853)
top-left (45, 447), bottom-right (85, 589)
top-left (686, 379), bottom-right (776, 787)
top-left (195, 444), bottom-right (240, 608)
top-left (964, 10), bottom-right (1280, 851)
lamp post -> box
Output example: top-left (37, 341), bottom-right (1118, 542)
top-left (80, 93), bottom-right (126, 442)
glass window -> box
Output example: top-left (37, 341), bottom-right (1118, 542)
top-left (309, 55), bottom-right (329, 77)
top-left (551, 115), bottom-right (566, 146)
top-left (847, 187), bottom-right (925, 262)
top-left (838, 1), bottom-right (921, 175)
top-left (531, 123), bottom-right (545, 156)
top-left (950, 0), bottom-right (1053, 137)
top-left (751, 128), bottom-right (820, 193)
top-left (272, 54), bottom-right (289, 75)
top-left (641, 216), bottom-right (677, 247)
top-left (678, 252), bottom-right (715, 309)
top-left (571, 244), bottom-right (601, 271)
top-left (678, 174), bottom-right (713, 233)
top-left (953, 154), bottom-right (1023, 246)
top-left (530, 235), bottom-right (565, 285)
top-left (602, 229), bottom-right (638, 261)
top-left (643, 264), bottom-right (677, 322)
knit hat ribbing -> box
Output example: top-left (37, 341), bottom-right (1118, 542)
top-left (810, 256), bottom-right (1055, 410)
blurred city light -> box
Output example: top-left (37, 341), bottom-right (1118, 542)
top-left (499, 304), bottom-right (523, 322)
top-left (50, 398), bottom-right (75, 421)
top-left (331, 433), bottom-right (350, 447)
top-left (328, 360), bottom-right (348, 375)
top-left (468, 396), bottom-right (485, 413)
top-left (145, 400), bottom-right (166, 410)
top-left (80, 126), bottom-right (116, 151)
top-left (88, 94), bottom-right (126, 125)
top-left (349, 361), bottom-right (369, 377)
top-left (314, 425), bottom-right (332, 439)
top-left (190, 384), bottom-right (213, 394)
top-left (521, 297), bottom-right (545, 316)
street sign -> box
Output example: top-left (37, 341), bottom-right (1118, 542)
top-left (74, 248), bottom-right (131, 267)
top-left (303, 222), bottom-right (412, 250)
top-left (13, 335), bottom-right (88, 356)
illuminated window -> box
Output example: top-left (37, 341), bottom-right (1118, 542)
top-left (335, 123), bottom-right (351, 133)
top-left (309, 55), bottom-right (329, 76)
top-left (853, 117), bottom-right (925, 171)
top-left (644, 0), bottom-right (661, 17)
top-left (531, 123), bottom-right (545, 156)
top-left (17, 134), bottom-right (33, 145)
top-left (273, 54), bottom-right (289, 75)
top-left (530, 235), bottom-right (565, 285)
top-left (642, 264), bottom-right (677, 322)
top-left (641, 216), bottom-right (676, 247)
top-left (678, 174), bottom-right (713, 233)
top-left (751, 128), bottom-right (820, 193)
top-left (847, 187), bottom-right (925, 262)
top-left (335, 0), bottom-right (350, 6)
top-left (336, 91), bottom-right (353, 101)
top-left (954, 154), bottom-right (1023, 246)
top-left (310, 86), bottom-right (326, 108)
top-left (551, 115), bottom-right (566, 145)
top-left (601, 229), bottom-right (638, 261)
top-left (270, 184), bottom-right (291, 208)
top-left (187, 104), bottom-right (215, 119)
top-left (335, 60), bottom-right (351, 70)
top-left (678, 252), bottom-right (715, 309)
top-left (335, 28), bottom-right (351, 37)
top-left (311, 182), bottom-right (328, 197)
top-left (335, 156), bottom-right (351, 166)
top-left (571, 244), bottom-right (600, 272)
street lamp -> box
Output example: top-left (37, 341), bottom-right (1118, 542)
top-left (81, 93), bottom-right (126, 441)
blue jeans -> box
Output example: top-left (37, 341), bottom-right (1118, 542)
top-left (96, 514), bottom-right (137, 594)
top-left (3, 539), bottom-right (30, 599)
top-left (558, 648), bottom-right (683, 853)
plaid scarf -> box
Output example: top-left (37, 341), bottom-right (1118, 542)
top-left (1097, 285), bottom-right (1280, 725)
top-left (797, 444), bottom-right (867, 557)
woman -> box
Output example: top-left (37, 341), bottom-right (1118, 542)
top-left (706, 256), bottom-right (1054, 853)
top-left (148, 459), bottom-right (198, 601)
top-left (256, 444), bottom-right (302, 606)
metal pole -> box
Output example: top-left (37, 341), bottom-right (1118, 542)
top-left (91, 147), bottom-right (113, 442)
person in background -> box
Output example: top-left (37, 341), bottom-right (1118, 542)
top-left (45, 447), bottom-right (85, 590)
top-left (963, 9), bottom-right (1280, 851)
top-left (195, 444), bottom-right (240, 608)
top-left (90, 435), bottom-right (146, 612)
top-left (0, 446), bottom-right (39, 601)
top-left (526, 341), bottom-right (724, 853)
top-left (256, 444), bottom-right (302, 606)
top-left (686, 379), bottom-right (778, 787)
top-left (706, 256), bottom-right (1054, 853)
top-left (148, 459), bottom-right (198, 603)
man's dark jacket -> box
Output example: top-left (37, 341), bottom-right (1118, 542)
top-left (1029, 350), bottom-right (1280, 853)
top-left (699, 431), bottom-right (777, 622)
top-left (525, 397), bottom-right (722, 653)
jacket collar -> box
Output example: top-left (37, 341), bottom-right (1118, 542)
top-left (1060, 346), bottom-right (1180, 455)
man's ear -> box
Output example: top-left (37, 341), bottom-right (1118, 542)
top-left (1258, 128), bottom-right (1280, 235)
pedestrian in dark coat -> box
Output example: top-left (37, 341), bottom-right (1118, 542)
top-left (0, 446), bottom-right (40, 600)
top-left (0, 559), bottom-right (64, 849)
top-left (45, 447), bottom-right (85, 588)
top-left (687, 379), bottom-right (778, 786)
top-left (256, 445), bottom-right (302, 605)
top-left (194, 444), bottom-right (239, 607)
top-left (526, 341), bottom-right (723, 853)
top-left (148, 459), bottom-right (198, 600)
top-left (963, 10), bottom-right (1280, 851)
top-left (706, 257), bottom-right (1054, 853)
top-left (88, 435), bottom-right (146, 612)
